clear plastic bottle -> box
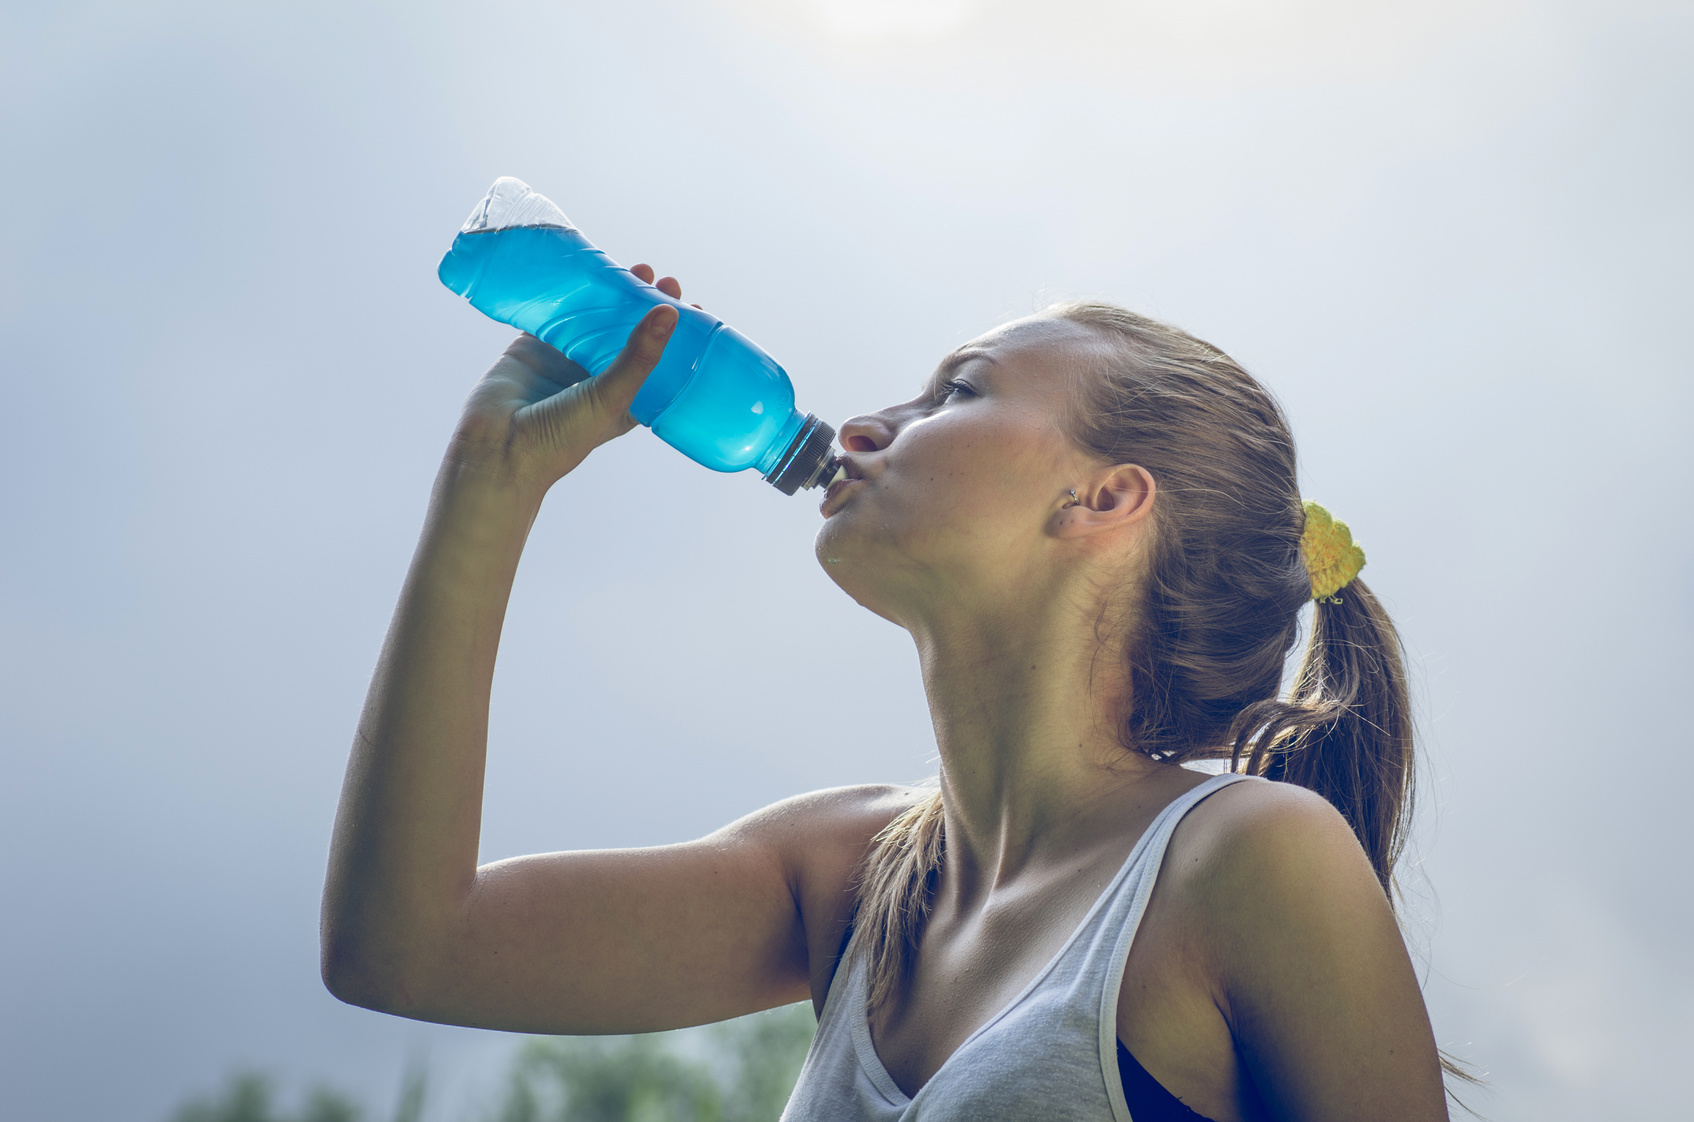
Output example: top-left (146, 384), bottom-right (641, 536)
top-left (438, 178), bottom-right (839, 494)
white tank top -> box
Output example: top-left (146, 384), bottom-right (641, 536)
top-left (781, 772), bottom-right (1254, 1121)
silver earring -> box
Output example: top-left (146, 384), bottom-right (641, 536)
top-left (1067, 489), bottom-right (1079, 507)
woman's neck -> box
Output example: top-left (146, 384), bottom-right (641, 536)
top-left (908, 595), bottom-right (1170, 901)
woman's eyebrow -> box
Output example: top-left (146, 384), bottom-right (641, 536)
top-left (925, 349), bottom-right (998, 393)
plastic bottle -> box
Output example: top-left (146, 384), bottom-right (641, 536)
top-left (437, 178), bottom-right (840, 494)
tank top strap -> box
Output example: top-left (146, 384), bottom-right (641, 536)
top-left (1092, 771), bottom-right (1256, 946)
top-left (1088, 771), bottom-right (1257, 1120)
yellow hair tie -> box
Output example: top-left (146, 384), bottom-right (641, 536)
top-left (1301, 500), bottom-right (1366, 603)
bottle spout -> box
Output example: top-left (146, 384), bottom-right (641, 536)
top-left (763, 414), bottom-right (839, 495)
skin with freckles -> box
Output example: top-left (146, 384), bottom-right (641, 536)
top-left (322, 278), bottom-right (1448, 1122)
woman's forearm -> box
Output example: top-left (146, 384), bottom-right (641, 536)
top-left (318, 307), bottom-right (672, 1013)
top-left (320, 456), bottom-right (544, 1008)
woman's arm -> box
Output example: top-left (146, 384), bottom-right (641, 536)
top-left (320, 296), bottom-right (894, 1032)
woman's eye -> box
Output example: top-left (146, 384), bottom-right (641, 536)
top-left (940, 379), bottom-right (976, 401)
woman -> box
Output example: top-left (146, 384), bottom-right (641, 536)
top-left (321, 270), bottom-right (1452, 1121)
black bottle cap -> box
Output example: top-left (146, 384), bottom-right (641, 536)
top-left (764, 414), bottom-right (838, 495)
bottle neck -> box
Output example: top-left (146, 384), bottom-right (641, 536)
top-left (761, 413), bottom-right (839, 494)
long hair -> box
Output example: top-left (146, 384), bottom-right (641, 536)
top-left (854, 301), bottom-right (1414, 1010)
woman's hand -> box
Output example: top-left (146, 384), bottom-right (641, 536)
top-left (447, 267), bottom-right (693, 492)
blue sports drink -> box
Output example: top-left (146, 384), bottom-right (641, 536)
top-left (438, 178), bottom-right (840, 494)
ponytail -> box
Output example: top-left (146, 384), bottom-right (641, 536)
top-left (1231, 578), bottom-right (1413, 894)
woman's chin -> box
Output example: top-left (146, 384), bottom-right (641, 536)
top-left (814, 520), bottom-right (875, 588)
top-left (812, 542), bottom-right (902, 623)
top-left (814, 517), bottom-right (852, 570)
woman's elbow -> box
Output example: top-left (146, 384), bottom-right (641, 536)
top-left (319, 932), bottom-right (425, 1015)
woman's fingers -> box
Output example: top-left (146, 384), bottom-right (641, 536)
top-left (629, 263), bottom-right (685, 302)
top-left (516, 304), bottom-right (676, 473)
top-left (501, 332), bottom-right (591, 391)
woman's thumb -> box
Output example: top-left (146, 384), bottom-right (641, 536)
top-left (594, 304), bottom-right (678, 413)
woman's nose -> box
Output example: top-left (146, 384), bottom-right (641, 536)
top-left (838, 410), bottom-right (896, 453)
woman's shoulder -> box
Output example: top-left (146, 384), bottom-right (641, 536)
top-left (1187, 773), bottom-right (1359, 845)
top-left (724, 782), bottom-right (931, 847)
top-left (717, 783), bottom-right (931, 896)
top-left (1166, 776), bottom-right (1387, 937)
top-left (719, 784), bottom-right (930, 1004)
top-left (1145, 778), bottom-right (1444, 1118)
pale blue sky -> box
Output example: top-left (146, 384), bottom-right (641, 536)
top-left (2, 2), bottom-right (1690, 1119)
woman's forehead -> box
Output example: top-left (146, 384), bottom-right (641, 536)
top-left (945, 316), bottom-right (1108, 388)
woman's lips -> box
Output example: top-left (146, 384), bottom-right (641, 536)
top-left (819, 476), bottom-right (862, 515)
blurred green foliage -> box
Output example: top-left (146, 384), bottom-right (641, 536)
top-left (169, 1073), bottom-right (366, 1122)
top-left (169, 1002), bottom-right (815, 1122)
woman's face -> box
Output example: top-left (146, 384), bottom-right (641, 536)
top-left (816, 315), bottom-right (1114, 624)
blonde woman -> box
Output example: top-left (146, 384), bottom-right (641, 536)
top-left (323, 271), bottom-right (1451, 1121)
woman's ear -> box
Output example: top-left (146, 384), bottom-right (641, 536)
top-left (1052, 464), bottom-right (1156, 539)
